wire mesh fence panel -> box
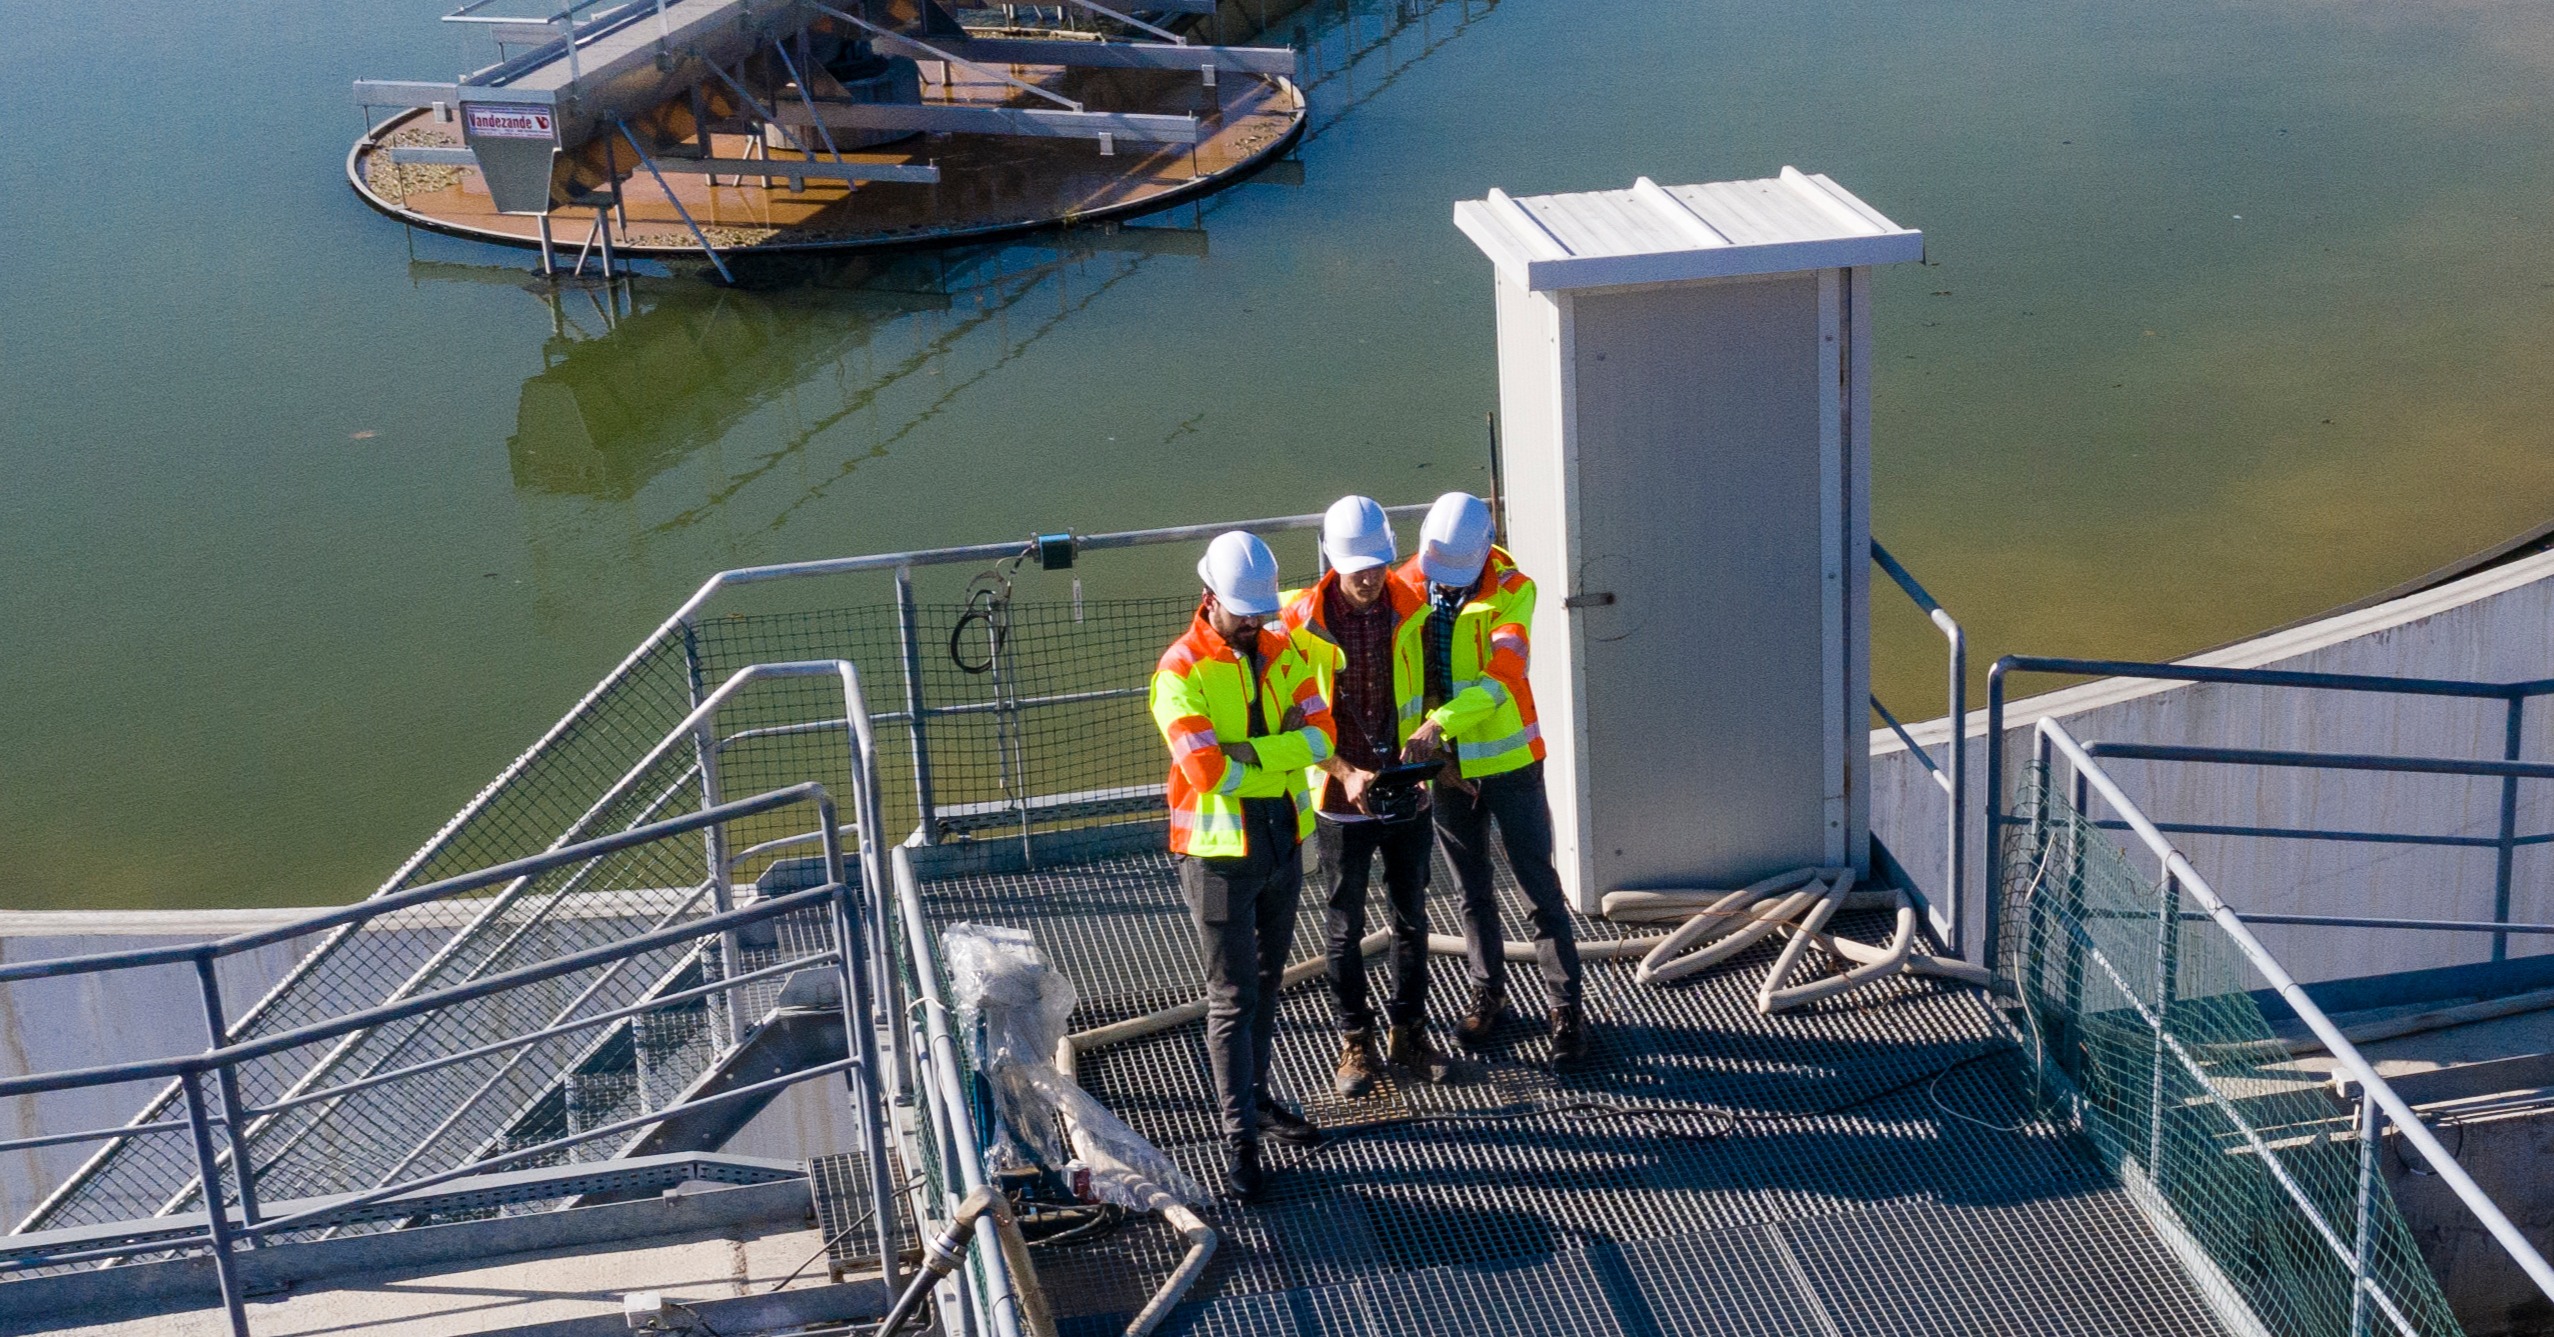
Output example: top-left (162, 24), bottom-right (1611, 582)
top-left (2001, 764), bottom-right (2464, 1337)
top-left (689, 597), bottom-right (1192, 849)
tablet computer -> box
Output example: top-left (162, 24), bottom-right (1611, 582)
top-left (1367, 760), bottom-right (1445, 789)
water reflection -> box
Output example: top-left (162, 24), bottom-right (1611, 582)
top-left (485, 223), bottom-right (1209, 519)
top-left (480, 0), bottom-right (1498, 531)
top-left (504, 277), bottom-right (950, 503)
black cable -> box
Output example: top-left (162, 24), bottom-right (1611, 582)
top-left (949, 598), bottom-right (1002, 674)
top-left (768, 1171), bottom-right (928, 1294)
top-left (1023, 1202), bottom-right (1124, 1247)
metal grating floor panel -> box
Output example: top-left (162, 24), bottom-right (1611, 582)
top-left (917, 831), bottom-right (2238, 1337)
top-left (807, 1147), bottom-right (919, 1279)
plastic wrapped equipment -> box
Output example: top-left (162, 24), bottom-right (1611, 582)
top-left (942, 922), bottom-right (1204, 1208)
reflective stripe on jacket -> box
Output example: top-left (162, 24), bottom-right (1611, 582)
top-left (1150, 602), bottom-right (1337, 857)
top-left (1392, 545), bottom-right (1544, 779)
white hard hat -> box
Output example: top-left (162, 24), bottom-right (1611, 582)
top-left (1198, 531), bottom-right (1282, 617)
top-left (1415, 492), bottom-right (1494, 587)
top-left (1321, 495), bottom-right (1397, 574)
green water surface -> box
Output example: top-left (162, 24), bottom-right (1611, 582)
top-left (4, 0), bottom-right (2553, 909)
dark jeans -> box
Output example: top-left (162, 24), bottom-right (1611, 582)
top-left (1177, 797), bottom-right (1304, 1142)
top-left (1315, 813), bottom-right (1433, 1034)
top-left (1433, 761), bottom-right (1581, 1010)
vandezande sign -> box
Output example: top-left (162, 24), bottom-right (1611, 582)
top-left (460, 101), bottom-right (562, 214)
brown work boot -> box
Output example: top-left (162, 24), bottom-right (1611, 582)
top-left (1455, 985), bottom-right (1506, 1051)
top-left (1548, 1002), bottom-right (1587, 1067)
top-left (1333, 1030), bottom-right (1384, 1099)
top-left (1386, 1021), bottom-right (1450, 1082)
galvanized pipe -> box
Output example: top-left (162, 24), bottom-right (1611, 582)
top-left (1870, 540), bottom-right (1966, 954)
top-left (194, 957), bottom-right (262, 1236)
top-left (893, 845), bottom-right (1031, 1337)
top-left (179, 1072), bottom-right (252, 1337)
top-left (895, 566), bottom-right (941, 843)
top-left (2350, 1091), bottom-right (2381, 1337)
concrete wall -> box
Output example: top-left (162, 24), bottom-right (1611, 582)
top-left (1870, 546), bottom-right (2554, 983)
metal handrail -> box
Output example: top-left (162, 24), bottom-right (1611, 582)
top-left (0, 875), bottom-right (835, 1098)
top-left (892, 842), bottom-right (1029, 1337)
top-left (2027, 717), bottom-right (2554, 1324)
top-left (1870, 541), bottom-right (1968, 952)
top-left (244, 949), bottom-right (839, 1119)
top-left (0, 785), bottom-right (878, 1337)
top-left (159, 506), bottom-right (1420, 1118)
top-left (0, 791), bottom-right (793, 988)
top-left (1986, 655), bottom-right (2554, 968)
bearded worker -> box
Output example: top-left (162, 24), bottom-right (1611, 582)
top-left (1150, 530), bottom-right (1335, 1200)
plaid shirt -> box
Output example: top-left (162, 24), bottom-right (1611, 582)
top-left (1320, 582), bottom-right (1399, 813)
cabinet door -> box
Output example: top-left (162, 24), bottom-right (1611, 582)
top-left (1570, 274), bottom-right (1832, 891)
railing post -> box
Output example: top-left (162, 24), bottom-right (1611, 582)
top-left (681, 617), bottom-right (741, 1048)
top-left (193, 954), bottom-right (262, 1236)
top-left (2495, 695), bottom-right (2523, 963)
top-left (1983, 662), bottom-right (2011, 973)
top-left (821, 811), bottom-right (902, 1294)
top-left (2350, 1090), bottom-right (2381, 1337)
top-left (2149, 866), bottom-right (2179, 1188)
top-left (1946, 620), bottom-right (1968, 958)
top-left (2059, 759), bottom-right (2089, 1059)
top-left (181, 1069), bottom-right (253, 1337)
top-left (896, 566), bottom-right (940, 844)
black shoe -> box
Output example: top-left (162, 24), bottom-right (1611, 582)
top-left (1456, 985), bottom-right (1506, 1051)
top-left (1223, 1136), bottom-right (1265, 1201)
top-left (1548, 1002), bottom-right (1587, 1066)
top-left (1386, 1021), bottom-right (1451, 1082)
top-left (1334, 1030), bottom-right (1385, 1099)
top-left (1258, 1098), bottom-right (1328, 1149)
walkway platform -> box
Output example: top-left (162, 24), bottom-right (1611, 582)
top-left (911, 833), bottom-right (2237, 1337)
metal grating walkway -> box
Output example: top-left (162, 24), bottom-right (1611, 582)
top-left (915, 835), bottom-right (2237, 1337)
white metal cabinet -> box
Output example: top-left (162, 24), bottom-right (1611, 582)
top-left (1456, 170), bottom-right (1922, 910)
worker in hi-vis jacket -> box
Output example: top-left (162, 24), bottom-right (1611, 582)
top-left (1149, 531), bottom-right (1335, 1200)
top-left (1398, 493), bottom-right (1589, 1065)
top-left (1281, 497), bottom-right (1455, 1099)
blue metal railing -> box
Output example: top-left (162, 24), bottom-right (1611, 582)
top-left (1986, 656), bottom-right (2554, 970)
top-left (2018, 718), bottom-right (2554, 1333)
top-left (0, 783), bottom-right (887, 1337)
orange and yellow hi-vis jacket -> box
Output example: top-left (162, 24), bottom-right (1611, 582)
top-left (1149, 602), bottom-right (1337, 857)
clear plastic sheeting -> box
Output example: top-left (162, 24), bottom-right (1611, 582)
top-left (941, 922), bottom-right (1203, 1209)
